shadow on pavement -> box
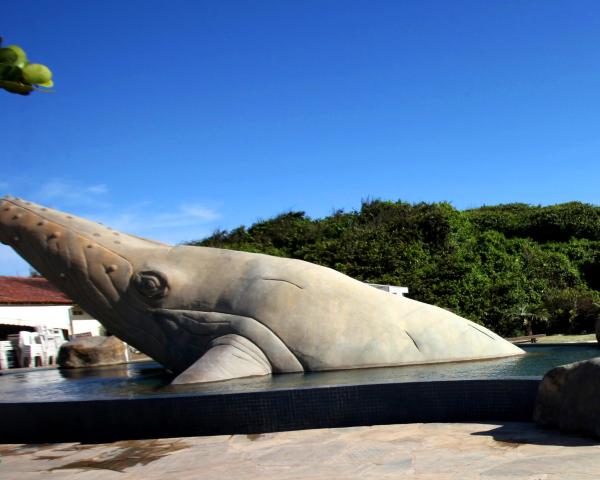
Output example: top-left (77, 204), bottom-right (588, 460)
top-left (471, 421), bottom-right (599, 447)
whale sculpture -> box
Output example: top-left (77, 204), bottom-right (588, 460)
top-left (0, 196), bottom-right (523, 383)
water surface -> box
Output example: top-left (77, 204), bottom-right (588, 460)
top-left (1, 344), bottom-right (597, 402)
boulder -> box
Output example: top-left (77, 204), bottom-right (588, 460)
top-left (57, 336), bottom-right (127, 369)
top-left (533, 357), bottom-right (600, 437)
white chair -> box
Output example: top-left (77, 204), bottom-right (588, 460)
top-left (0, 340), bottom-right (15, 369)
top-left (16, 331), bottom-right (43, 368)
top-left (43, 329), bottom-right (66, 365)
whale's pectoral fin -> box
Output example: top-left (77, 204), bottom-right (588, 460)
top-left (171, 334), bottom-right (272, 385)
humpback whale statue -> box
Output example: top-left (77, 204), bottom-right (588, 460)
top-left (0, 196), bottom-right (523, 383)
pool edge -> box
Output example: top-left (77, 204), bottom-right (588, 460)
top-left (0, 378), bottom-right (541, 443)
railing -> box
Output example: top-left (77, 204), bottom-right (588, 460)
top-left (506, 334), bottom-right (547, 344)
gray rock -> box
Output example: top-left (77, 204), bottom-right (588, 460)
top-left (0, 196), bottom-right (523, 384)
top-left (57, 336), bottom-right (127, 368)
top-left (534, 357), bottom-right (600, 436)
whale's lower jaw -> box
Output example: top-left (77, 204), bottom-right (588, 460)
top-left (150, 308), bottom-right (305, 375)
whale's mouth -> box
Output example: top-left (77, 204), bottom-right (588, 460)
top-left (151, 308), bottom-right (232, 335)
top-left (142, 308), bottom-right (232, 370)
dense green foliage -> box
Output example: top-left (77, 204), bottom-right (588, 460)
top-left (191, 201), bottom-right (600, 337)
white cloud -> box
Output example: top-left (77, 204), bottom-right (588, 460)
top-left (86, 184), bottom-right (108, 195)
top-left (83, 202), bottom-right (221, 246)
top-left (36, 179), bottom-right (111, 208)
top-left (153, 204), bottom-right (220, 228)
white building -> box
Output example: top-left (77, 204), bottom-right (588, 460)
top-left (0, 276), bottom-right (103, 340)
top-left (368, 283), bottom-right (409, 296)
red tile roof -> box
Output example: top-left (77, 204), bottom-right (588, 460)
top-left (0, 276), bottom-right (73, 305)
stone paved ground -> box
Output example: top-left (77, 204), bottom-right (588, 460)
top-left (2, 422), bottom-right (600, 479)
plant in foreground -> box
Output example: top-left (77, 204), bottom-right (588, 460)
top-left (0, 37), bottom-right (54, 95)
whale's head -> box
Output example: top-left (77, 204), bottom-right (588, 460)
top-left (0, 195), bottom-right (204, 371)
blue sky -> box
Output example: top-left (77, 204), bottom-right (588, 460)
top-left (2, 1), bottom-right (600, 275)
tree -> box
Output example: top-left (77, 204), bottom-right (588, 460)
top-left (191, 200), bottom-right (600, 336)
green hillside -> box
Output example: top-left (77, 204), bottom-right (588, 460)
top-left (190, 200), bottom-right (600, 337)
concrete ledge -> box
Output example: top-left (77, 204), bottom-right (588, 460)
top-left (0, 378), bottom-right (541, 443)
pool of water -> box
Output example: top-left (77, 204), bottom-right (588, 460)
top-left (1, 344), bottom-right (598, 402)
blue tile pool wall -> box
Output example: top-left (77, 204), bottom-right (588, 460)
top-left (0, 378), bottom-right (541, 443)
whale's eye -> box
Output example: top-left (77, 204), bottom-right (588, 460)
top-left (133, 271), bottom-right (168, 299)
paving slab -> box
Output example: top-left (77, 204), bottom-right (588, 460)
top-left (1, 422), bottom-right (600, 479)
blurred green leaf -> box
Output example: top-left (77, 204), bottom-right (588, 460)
top-left (22, 63), bottom-right (52, 84)
top-left (5, 45), bottom-right (27, 67)
top-left (0, 47), bottom-right (18, 65)
top-left (0, 80), bottom-right (34, 95)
